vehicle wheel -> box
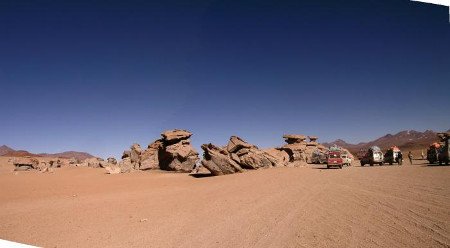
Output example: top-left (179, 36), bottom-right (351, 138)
top-left (360, 161), bottom-right (364, 166)
top-left (379, 162), bottom-right (383, 166)
top-left (327, 165), bottom-right (330, 169)
top-left (339, 165), bottom-right (343, 169)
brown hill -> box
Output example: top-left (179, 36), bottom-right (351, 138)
top-left (0, 145), bottom-right (15, 156)
top-left (38, 151), bottom-right (94, 160)
top-left (322, 130), bottom-right (446, 155)
top-left (2, 150), bottom-right (39, 157)
top-left (0, 146), bottom-right (95, 160)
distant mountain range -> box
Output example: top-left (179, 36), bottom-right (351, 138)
top-left (322, 129), bottom-right (449, 154)
top-left (0, 145), bottom-right (95, 160)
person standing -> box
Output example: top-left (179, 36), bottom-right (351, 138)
top-left (397, 151), bottom-right (403, 165)
top-left (408, 151), bottom-right (413, 165)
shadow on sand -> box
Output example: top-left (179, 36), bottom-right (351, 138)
top-left (421, 163), bottom-right (450, 167)
top-left (189, 173), bottom-right (214, 178)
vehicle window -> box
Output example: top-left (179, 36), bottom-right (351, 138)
top-left (329, 153), bottom-right (339, 158)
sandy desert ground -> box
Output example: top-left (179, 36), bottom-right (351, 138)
top-left (0, 157), bottom-right (449, 248)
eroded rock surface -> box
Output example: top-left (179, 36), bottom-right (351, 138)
top-left (201, 143), bottom-right (243, 176)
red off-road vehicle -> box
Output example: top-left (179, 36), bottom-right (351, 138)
top-left (327, 151), bottom-right (343, 169)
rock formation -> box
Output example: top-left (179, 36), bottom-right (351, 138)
top-left (279, 134), bottom-right (327, 164)
top-left (201, 143), bottom-right (243, 176)
top-left (13, 157), bottom-right (40, 171)
top-left (199, 134), bottom-right (332, 176)
top-left (200, 136), bottom-right (278, 175)
top-left (112, 129), bottom-right (199, 173)
top-left (139, 140), bottom-right (161, 170)
top-left (226, 136), bottom-right (277, 169)
top-left (158, 130), bottom-right (198, 172)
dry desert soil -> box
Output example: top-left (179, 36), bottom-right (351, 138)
top-left (0, 157), bottom-right (449, 248)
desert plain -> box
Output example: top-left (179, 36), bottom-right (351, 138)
top-left (0, 157), bottom-right (449, 248)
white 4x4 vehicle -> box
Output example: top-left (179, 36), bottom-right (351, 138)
top-left (341, 154), bottom-right (352, 166)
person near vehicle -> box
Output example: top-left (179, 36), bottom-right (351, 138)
top-left (408, 151), bottom-right (413, 164)
top-left (397, 151), bottom-right (403, 165)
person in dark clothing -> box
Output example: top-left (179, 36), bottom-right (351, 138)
top-left (397, 151), bottom-right (403, 165)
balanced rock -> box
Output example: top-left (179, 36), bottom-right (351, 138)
top-left (283, 134), bottom-right (307, 144)
top-left (161, 129), bottom-right (192, 143)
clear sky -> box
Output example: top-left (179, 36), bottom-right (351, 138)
top-left (1, 0), bottom-right (449, 158)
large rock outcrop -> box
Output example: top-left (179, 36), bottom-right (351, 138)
top-left (158, 130), bottom-right (199, 172)
top-left (139, 140), bottom-right (162, 170)
top-left (226, 136), bottom-right (277, 169)
top-left (200, 136), bottom-right (278, 176)
top-left (112, 129), bottom-right (199, 173)
top-left (201, 143), bottom-right (243, 176)
top-left (13, 157), bottom-right (40, 171)
top-left (278, 134), bottom-right (327, 165)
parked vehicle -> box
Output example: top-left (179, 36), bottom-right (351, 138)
top-left (359, 146), bottom-right (384, 166)
top-left (327, 151), bottom-right (344, 169)
top-left (437, 132), bottom-right (450, 165)
top-left (311, 150), bottom-right (327, 164)
top-left (341, 152), bottom-right (352, 166)
top-left (427, 143), bottom-right (440, 164)
top-left (384, 146), bottom-right (402, 165)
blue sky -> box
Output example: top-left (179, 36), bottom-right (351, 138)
top-left (0, 0), bottom-right (449, 158)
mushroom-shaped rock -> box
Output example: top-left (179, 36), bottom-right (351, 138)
top-left (161, 129), bottom-right (192, 143)
top-left (201, 143), bottom-right (243, 176)
top-left (283, 134), bottom-right (307, 144)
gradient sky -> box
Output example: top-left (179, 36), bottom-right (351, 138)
top-left (1, 0), bottom-right (449, 158)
